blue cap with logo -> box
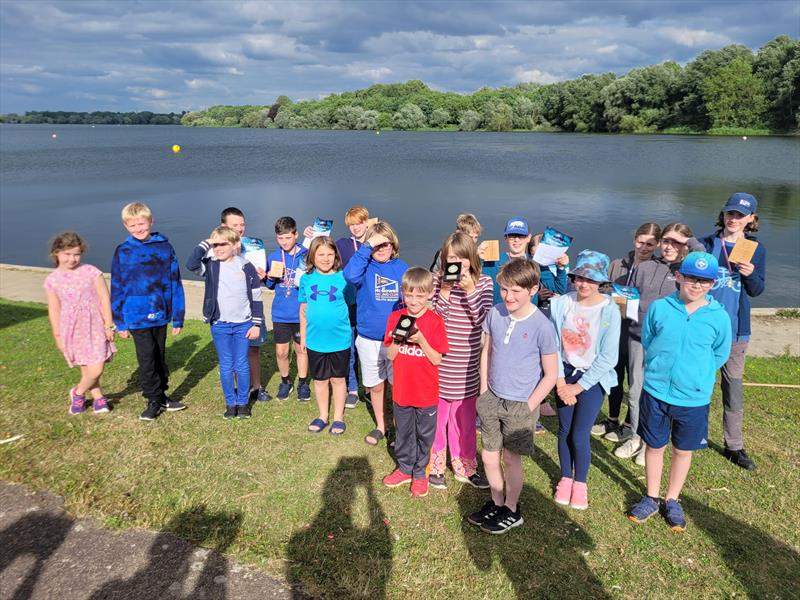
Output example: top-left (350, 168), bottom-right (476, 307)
top-left (570, 249), bottom-right (611, 283)
top-left (722, 192), bottom-right (758, 216)
top-left (679, 252), bottom-right (719, 281)
top-left (504, 217), bottom-right (529, 236)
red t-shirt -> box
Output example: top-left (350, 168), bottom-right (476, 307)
top-left (383, 308), bottom-right (449, 408)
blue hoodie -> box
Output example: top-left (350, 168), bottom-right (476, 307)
top-left (642, 292), bottom-right (732, 407)
top-left (111, 233), bottom-right (185, 331)
top-left (483, 252), bottom-right (568, 306)
top-left (343, 244), bottom-right (408, 340)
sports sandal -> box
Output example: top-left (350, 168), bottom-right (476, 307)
top-left (307, 418), bottom-right (328, 433)
top-left (329, 421), bottom-right (347, 435)
top-left (364, 428), bottom-right (385, 446)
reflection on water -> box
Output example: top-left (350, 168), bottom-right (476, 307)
top-left (1, 125), bottom-right (798, 306)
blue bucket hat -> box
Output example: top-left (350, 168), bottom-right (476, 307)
top-left (723, 192), bottom-right (758, 216)
top-left (504, 217), bottom-right (529, 236)
top-left (678, 252), bottom-right (719, 281)
top-left (570, 250), bottom-right (610, 283)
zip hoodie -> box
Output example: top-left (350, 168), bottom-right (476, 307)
top-left (343, 243), bottom-right (408, 340)
top-left (642, 292), bottom-right (732, 407)
top-left (698, 230), bottom-right (765, 338)
top-left (111, 233), bottom-right (185, 331)
top-left (186, 241), bottom-right (264, 326)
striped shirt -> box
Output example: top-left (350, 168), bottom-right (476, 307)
top-left (432, 273), bottom-right (494, 400)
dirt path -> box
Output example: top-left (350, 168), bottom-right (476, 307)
top-left (0, 481), bottom-right (298, 600)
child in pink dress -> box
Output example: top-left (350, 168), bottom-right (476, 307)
top-left (44, 232), bottom-right (116, 414)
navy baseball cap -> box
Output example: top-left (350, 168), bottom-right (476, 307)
top-left (504, 217), bottom-right (529, 236)
top-left (679, 252), bottom-right (719, 281)
top-left (723, 192), bottom-right (758, 216)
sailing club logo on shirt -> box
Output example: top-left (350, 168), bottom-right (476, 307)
top-left (374, 274), bottom-right (399, 301)
top-left (711, 267), bottom-right (741, 293)
top-left (310, 284), bottom-right (338, 302)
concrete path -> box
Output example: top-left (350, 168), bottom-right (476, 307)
top-left (2, 263), bottom-right (797, 357)
top-left (0, 482), bottom-right (297, 600)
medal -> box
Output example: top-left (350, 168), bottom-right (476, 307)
top-left (285, 288), bottom-right (292, 298)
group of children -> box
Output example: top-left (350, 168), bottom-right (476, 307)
top-left (45, 191), bottom-right (765, 534)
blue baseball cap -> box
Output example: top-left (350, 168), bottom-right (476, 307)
top-left (504, 217), bottom-right (529, 236)
top-left (723, 192), bottom-right (758, 215)
top-left (570, 250), bottom-right (611, 283)
top-left (679, 252), bottom-right (719, 281)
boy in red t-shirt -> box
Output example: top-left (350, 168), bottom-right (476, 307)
top-left (382, 267), bottom-right (449, 498)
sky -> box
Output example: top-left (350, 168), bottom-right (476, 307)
top-left (1, 0), bottom-right (797, 114)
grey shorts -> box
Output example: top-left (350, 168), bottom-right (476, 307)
top-left (477, 389), bottom-right (538, 456)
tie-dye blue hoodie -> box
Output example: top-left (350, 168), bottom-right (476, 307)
top-left (111, 233), bottom-right (185, 331)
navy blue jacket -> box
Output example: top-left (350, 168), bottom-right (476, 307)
top-left (111, 233), bottom-right (185, 331)
top-left (698, 231), bottom-right (765, 338)
top-left (186, 241), bottom-right (264, 326)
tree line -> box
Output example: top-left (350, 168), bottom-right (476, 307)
top-left (182, 35), bottom-right (798, 134)
top-left (0, 111), bottom-right (184, 125)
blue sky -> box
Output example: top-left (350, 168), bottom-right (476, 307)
top-left (1, 0), bottom-right (797, 113)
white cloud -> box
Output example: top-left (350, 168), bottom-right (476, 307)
top-left (126, 86), bottom-right (172, 98)
top-left (513, 67), bottom-right (560, 84)
top-left (242, 33), bottom-right (313, 60)
top-left (660, 27), bottom-right (730, 48)
top-left (596, 44), bottom-right (618, 55)
top-left (345, 64), bottom-right (392, 80)
top-left (184, 78), bottom-right (218, 89)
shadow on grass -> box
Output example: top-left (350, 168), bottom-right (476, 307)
top-left (89, 505), bottom-right (243, 600)
top-left (0, 302), bottom-right (47, 331)
top-left (286, 456), bottom-right (392, 599)
top-left (457, 459), bottom-right (610, 600)
top-left (168, 335), bottom-right (218, 403)
top-left (0, 511), bottom-right (73, 599)
top-left (682, 496), bottom-right (800, 598)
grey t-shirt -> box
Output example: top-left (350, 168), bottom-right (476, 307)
top-left (217, 256), bottom-right (252, 324)
top-left (482, 304), bottom-right (558, 402)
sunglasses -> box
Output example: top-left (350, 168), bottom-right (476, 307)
top-left (373, 242), bottom-right (393, 251)
top-left (211, 242), bottom-right (231, 248)
top-left (682, 275), bottom-right (714, 287)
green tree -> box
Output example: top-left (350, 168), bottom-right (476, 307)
top-left (754, 35), bottom-right (800, 129)
top-left (701, 58), bottom-right (767, 128)
top-left (484, 101), bottom-right (513, 131)
top-left (602, 62), bottom-right (681, 132)
top-left (392, 103), bottom-right (426, 129)
top-left (458, 110), bottom-right (481, 131)
top-left (429, 107), bottom-right (451, 128)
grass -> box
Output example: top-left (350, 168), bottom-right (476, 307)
top-left (776, 308), bottom-right (800, 319)
top-left (1, 299), bottom-right (799, 599)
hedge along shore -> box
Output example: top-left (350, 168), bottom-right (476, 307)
top-left (1, 263), bottom-right (797, 358)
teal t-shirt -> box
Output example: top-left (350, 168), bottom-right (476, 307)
top-left (298, 270), bottom-right (355, 352)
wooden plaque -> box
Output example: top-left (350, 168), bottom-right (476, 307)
top-left (483, 240), bottom-right (500, 262)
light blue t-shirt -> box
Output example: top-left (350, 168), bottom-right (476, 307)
top-left (482, 304), bottom-right (558, 402)
top-left (298, 270), bottom-right (355, 353)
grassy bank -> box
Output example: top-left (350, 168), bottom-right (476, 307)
top-left (1, 299), bottom-right (798, 599)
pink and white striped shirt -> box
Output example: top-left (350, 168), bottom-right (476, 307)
top-left (432, 273), bottom-right (494, 401)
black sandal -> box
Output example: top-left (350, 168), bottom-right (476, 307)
top-left (364, 428), bottom-right (385, 446)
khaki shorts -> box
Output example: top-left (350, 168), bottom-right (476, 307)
top-left (477, 389), bottom-right (538, 456)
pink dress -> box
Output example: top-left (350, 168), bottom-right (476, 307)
top-left (44, 264), bottom-right (116, 368)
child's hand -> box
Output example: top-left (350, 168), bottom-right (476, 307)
top-left (564, 382), bottom-right (583, 399)
top-left (303, 225), bottom-right (314, 239)
top-left (367, 233), bottom-right (389, 248)
top-left (406, 328), bottom-right (425, 345)
top-left (172, 327), bottom-right (182, 336)
top-left (246, 326), bottom-right (260, 340)
top-left (104, 329), bottom-right (115, 342)
top-left (55, 338), bottom-right (65, 353)
top-left (560, 393), bottom-right (577, 406)
top-left (255, 267), bottom-right (267, 280)
top-left (737, 261), bottom-right (755, 277)
top-left (118, 330), bottom-right (130, 340)
top-left (556, 253), bottom-right (570, 268)
top-left (459, 270), bottom-right (476, 294)
top-left (477, 241), bottom-right (487, 260)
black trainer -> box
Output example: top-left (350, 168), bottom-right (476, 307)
top-left (223, 406), bottom-right (237, 419)
top-left (429, 474), bottom-right (447, 489)
top-left (161, 395), bottom-right (187, 412)
top-left (480, 505), bottom-right (524, 534)
top-left (467, 501), bottom-right (500, 527)
top-left (139, 400), bottom-right (162, 421)
top-left (723, 448), bottom-right (757, 471)
top-left (237, 404), bottom-right (252, 419)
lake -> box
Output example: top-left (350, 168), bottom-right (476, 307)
top-left (1, 125), bottom-right (798, 306)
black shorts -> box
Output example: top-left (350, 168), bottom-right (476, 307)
top-left (273, 322), bottom-right (300, 344)
top-left (307, 348), bottom-right (350, 380)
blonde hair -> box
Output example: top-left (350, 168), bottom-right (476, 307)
top-left (345, 205), bottom-right (370, 225)
top-left (49, 231), bottom-right (87, 265)
top-left (210, 225), bottom-right (240, 245)
top-left (455, 213), bottom-right (481, 236)
top-left (305, 236), bottom-right (342, 274)
top-left (402, 266), bottom-right (433, 293)
top-left (121, 202), bottom-right (153, 222)
top-left (366, 221), bottom-right (400, 258)
top-left (439, 232), bottom-right (481, 283)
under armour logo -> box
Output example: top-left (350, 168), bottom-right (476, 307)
top-left (310, 284), bottom-right (338, 301)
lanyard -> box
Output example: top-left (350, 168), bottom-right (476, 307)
top-left (625, 264), bottom-right (637, 287)
top-left (281, 247), bottom-right (299, 288)
top-left (352, 237), bottom-right (358, 252)
top-left (719, 234), bottom-right (735, 271)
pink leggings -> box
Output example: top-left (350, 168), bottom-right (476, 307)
top-left (429, 395), bottom-right (478, 477)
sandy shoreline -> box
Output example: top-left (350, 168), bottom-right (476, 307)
top-left (1, 263), bottom-right (797, 358)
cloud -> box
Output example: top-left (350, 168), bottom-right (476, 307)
top-left (660, 27), bottom-right (730, 48)
top-left (513, 67), bottom-right (560, 84)
top-left (345, 64), bottom-right (392, 80)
